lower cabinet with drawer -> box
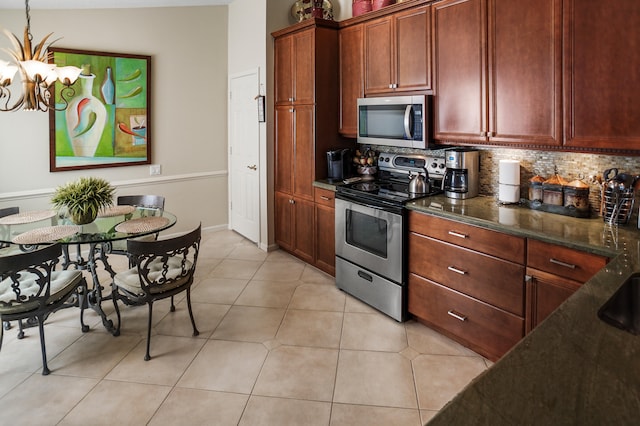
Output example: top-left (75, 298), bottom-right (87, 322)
top-left (525, 239), bottom-right (608, 332)
top-left (314, 187), bottom-right (336, 276)
top-left (408, 211), bottom-right (526, 361)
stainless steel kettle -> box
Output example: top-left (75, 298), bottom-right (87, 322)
top-left (408, 168), bottom-right (430, 194)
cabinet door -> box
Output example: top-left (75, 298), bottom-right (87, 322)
top-left (275, 191), bottom-right (294, 251)
top-left (488, 0), bottom-right (562, 145)
top-left (292, 104), bottom-right (315, 200)
top-left (293, 29), bottom-right (315, 105)
top-left (364, 16), bottom-right (394, 95)
top-left (339, 24), bottom-right (364, 137)
top-left (274, 105), bottom-right (294, 194)
top-left (525, 268), bottom-right (581, 333)
top-left (315, 202), bottom-right (335, 276)
top-left (564, 0), bottom-right (640, 150)
top-left (395, 5), bottom-right (431, 92)
top-left (293, 197), bottom-right (315, 264)
top-left (433, 0), bottom-right (487, 142)
top-left (274, 35), bottom-right (294, 105)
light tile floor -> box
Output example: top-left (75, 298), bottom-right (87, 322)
top-left (0, 229), bottom-right (491, 425)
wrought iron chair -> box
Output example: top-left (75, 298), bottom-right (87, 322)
top-left (1, 206), bottom-right (20, 333)
top-left (0, 243), bottom-right (88, 375)
top-left (111, 224), bottom-right (201, 361)
top-left (109, 195), bottom-right (166, 265)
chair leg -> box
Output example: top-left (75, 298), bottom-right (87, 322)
top-left (111, 287), bottom-right (122, 337)
top-left (37, 316), bottom-right (50, 376)
top-left (186, 289), bottom-right (199, 337)
top-left (78, 280), bottom-right (89, 333)
top-left (145, 302), bottom-right (154, 361)
top-left (170, 296), bottom-right (175, 312)
top-left (17, 319), bottom-right (24, 339)
top-left (0, 318), bottom-right (4, 352)
top-left (3, 320), bottom-right (10, 331)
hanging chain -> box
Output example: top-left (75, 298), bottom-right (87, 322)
top-left (24, 0), bottom-right (33, 42)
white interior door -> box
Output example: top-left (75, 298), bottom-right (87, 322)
top-left (229, 70), bottom-right (260, 242)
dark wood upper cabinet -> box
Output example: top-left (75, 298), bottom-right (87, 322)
top-left (274, 28), bottom-right (315, 105)
top-left (339, 24), bottom-right (364, 137)
top-left (364, 5), bottom-right (431, 95)
top-left (433, 0), bottom-right (562, 146)
top-left (563, 0), bottom-right (640, 150)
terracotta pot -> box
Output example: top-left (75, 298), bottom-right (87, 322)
top-left (372, 0), bottom-right (394, 11)
top-left (353, 0), bottom-right (372, 17)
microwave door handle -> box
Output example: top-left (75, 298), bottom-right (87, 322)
top-left (404, 105), bottom-right (413, 139)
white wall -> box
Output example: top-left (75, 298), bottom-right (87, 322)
top-left (0, 6), bottom-right (229, 234)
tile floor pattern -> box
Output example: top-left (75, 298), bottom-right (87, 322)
top-left (0, 230), bottom-right (491, 425)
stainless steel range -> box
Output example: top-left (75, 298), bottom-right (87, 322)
top-left (335, 152), bottom-right (446, 321)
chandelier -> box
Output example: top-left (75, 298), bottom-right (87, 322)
top-left (0, 0), bottom-right (81, 112)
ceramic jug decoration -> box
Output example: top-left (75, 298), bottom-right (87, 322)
top-left (65, 64), bottom-right (107, 158)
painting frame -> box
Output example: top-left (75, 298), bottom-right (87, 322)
top-left (49, 47), bottom-right (151, 172)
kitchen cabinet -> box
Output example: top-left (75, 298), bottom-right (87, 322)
top-left (408, 212), bottom-right (526, 361)
top-left (273, 19), bottom-right (347, 269)
top-left (432, 0), bottom-right (561, 146)
top-left (363, 5), bottom-right (431, 95)
top-left (338, 23), bottom-right (364, 138)
top-left (525, 239), bottom-right (608, 332)
top-left (563, 0), bottom-right (640, 150)
top-left (314, 187), bottom-right (335, 276)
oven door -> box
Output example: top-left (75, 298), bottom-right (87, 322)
top-left (335, 196), bottom-right (404, 283)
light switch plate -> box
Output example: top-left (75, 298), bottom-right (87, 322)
top-left (149, 164), bottom-right (161, 175)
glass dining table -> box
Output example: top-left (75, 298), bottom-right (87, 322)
top-left (0, 206), bottom-right (177, 335)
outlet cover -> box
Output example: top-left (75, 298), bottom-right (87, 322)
top-left (150, 164), bottom-right (161, 175)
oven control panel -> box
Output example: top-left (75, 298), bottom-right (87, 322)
top-left (378, 153), bottom-right (446, 178)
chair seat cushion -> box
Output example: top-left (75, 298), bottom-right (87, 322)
top-left (114, 257), bottom-right (193, 296)
top-left (0, 270), bottom-right (83, 314)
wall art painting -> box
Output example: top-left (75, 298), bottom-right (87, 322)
top-left (49, 48), bottom-right (151, 172)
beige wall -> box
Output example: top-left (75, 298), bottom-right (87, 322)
top-left (0, 6), bottom-right (229, 234)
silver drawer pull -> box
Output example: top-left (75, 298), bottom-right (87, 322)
top-left (320, 196), bottom-right (331, 201)
top-left (448, 231), bottom-right (468, 239)
top-left (549, 258), bottom-right (576, 269)
top-left (447, 310), bottom-right (467, 322)
top-left (447, 266), bottom-right (467, 275)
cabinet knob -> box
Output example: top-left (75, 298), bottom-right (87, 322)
top-left (447, 266), bottom-right (467, 275)
top-left (288, 97), bottom-right (294, 102)
top-left (549, 258), bottom-right (576, 269)
top-left (447, 230), bottom-right (468, 239)
top-left (447, 310), bottom-right (467, 322)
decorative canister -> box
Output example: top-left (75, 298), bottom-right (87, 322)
top-left (528, 174), bottom-right (545, 202)
top-left (372, 0), bottom-right (395, 10)
top-left (542, 172), bottom-right (567, 206)
top-left (353, 0), bottom-right (372, 17)
top-left (563, 178), bottom-right (590, 212)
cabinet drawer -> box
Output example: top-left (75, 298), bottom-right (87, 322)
top-left (408, 274), bottom-right (524, 361)
top-left (409, 233), bottom-right (525, 316)
top-left (314, 187), bottom-right (335, 207)
top-left (527, 239), bottom-right (607, 282)
top-left (408, 212), bottom-right (525, 264)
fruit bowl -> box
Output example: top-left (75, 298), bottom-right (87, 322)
top-left (357, 166), bottom-right (377, 180)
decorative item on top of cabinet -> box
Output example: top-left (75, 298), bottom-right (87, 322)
top-left (291, 0), bottom-right (334, 22)
top-left (432, 0), bottom-right (561, 146)
top-left (353, 0), bottom-right (372, 17)
top-left (372, 0), bottom-right (395, 11)
top-left (363, 4), bottom-right (431, 94)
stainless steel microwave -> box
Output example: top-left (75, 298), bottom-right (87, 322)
top-left (357, 95), bottom-right (427, 149)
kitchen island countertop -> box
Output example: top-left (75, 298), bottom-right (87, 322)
top-left (406, 195), bottom-right (640, 425)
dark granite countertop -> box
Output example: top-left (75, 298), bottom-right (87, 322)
top-left (404, 196), bottom-right (640, 425)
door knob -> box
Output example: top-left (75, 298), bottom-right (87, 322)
top-left (247, 165), bottom-right (257, 170)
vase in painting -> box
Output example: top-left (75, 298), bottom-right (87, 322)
top-left (65, 71), bottom-right (107, 158)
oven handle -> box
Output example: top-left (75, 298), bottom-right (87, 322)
top-left (357, 270), bottom-right (373, 282)
top-left (335, 192), bottom-right (405, 216)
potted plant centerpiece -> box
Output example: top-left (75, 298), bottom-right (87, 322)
top-left (51, 177), bottom-right (115, 225)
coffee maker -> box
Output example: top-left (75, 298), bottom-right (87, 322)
top-left (443, 148), bottom-right (480, 199)
top-left (327, 148), bottom-right (351, 181)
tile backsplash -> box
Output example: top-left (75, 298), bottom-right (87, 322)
top-left (360, 144), bottom-right (640, 218)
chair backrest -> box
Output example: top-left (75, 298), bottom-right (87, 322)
top-left (126, 225), bottom-right (201, 294)
top-left (0, 244), bottom-right (61, 310)
top-left (0, 207), bottom-right (19, 218)
top-left (117, 195), bottom-right (165, 210)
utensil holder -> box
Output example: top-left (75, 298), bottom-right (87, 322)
top-left (603, 187), bottom-right (635, 225)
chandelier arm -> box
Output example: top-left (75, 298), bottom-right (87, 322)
top-left (52, 86), bottom-right (76, 112)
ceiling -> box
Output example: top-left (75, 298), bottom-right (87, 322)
top-left (0, 0), bottom-right (231, 9)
